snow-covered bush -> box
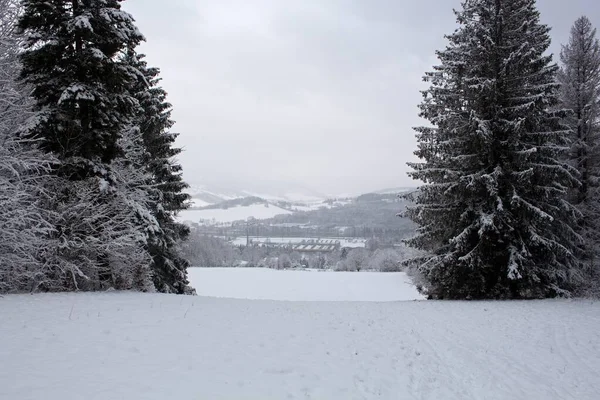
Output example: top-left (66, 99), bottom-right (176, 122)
top-left (0, 0), bottom-right (56, 293)
top-left (309, 254), bottom-right (328, 269)
top-left (277, 254), bottom-right (292, 270)
top-left (182, 233), bottom-right (237, 268)
top-left (336, 248), bottom-right (369, 271)
top-left (369, 249), bottom-right (402, 272)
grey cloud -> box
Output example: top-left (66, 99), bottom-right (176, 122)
top-left (123, 0), bottom-right (600, 195)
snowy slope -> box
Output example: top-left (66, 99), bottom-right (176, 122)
top-left (188, 198), bottom-right (210, 208)
top-left (188, 268), bottom-right (422, 301)
top-left (1, 293), bottom-right (599, 400)
top-left (374, 187), bottom-right (417, 195)
top-left (239, 190), bottom-right (326, 203)
top-left (185, 183), bottom-right (329, 205)
top-left (177, 203), bottom-right (292, 224)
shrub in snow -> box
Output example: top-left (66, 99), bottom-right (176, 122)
top-left (0, 0), bottom-right (55, 293)
top-left (335, 248), bottom-right (369, 271)
top-left (309, 254), bottom-right (328, 269)
top-left (369, 249), bottom-right (402, 272)
top-left (0, 136), bottom-right (55, 293)
top-left (347, 248), bottom-right (369, 272)
top-left (181, 233), bottom-right (237, 268)
top-left (334, 261), bottom-right (351, 272)
top-left (264, 257), bottom-right (278, 270)
top-left (277, 254), bottom-right (292, 270)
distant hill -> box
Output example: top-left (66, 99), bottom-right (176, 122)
top-left (185, 182), bottom-right (329, 206)
top-left (185, 182), bottom-right (419, 208)
top-left (179, 187), bottom-right (417, 240)
top-left (266, 191), bottom-right (414, 234)
top-left (372, 187), bottom-right (418, 195)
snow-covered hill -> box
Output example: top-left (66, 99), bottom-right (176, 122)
top-left (178, 202), bottom-right (292, 224)
top-left (180, 181), bottom-right (419, 225)
top-left (179, 182), bottom-right (357, 225)
top-left (185, 182), bottom-right (330, 206)
top-left (178, 183), bottom-right (420, 228)
top-left (2, 286), bottom-right (599, 400)
top-left (373, 187), bottom-right (417, 195)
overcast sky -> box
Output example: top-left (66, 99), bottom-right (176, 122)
top-left (122, 0), bottom-right (600, 196)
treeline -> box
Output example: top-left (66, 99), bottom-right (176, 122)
top-left (197, 223), bottom-right (412, 242)
top-left (182, 231), bottom-right (422, 272)
top-left (197, 196), bottom-right (267, 210)
top-left (405, 1), bottom-right (600, 299)
top-left (0, 0), bottom-right (191, 294)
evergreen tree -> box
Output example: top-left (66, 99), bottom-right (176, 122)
top-left (558, 16), bottom-right (600, 284)
top-left (19, 0), bottom-right (144, 168)
top-left (405, 0), bottom-right (581, 299)
top-left (126, 53), bottom-right (192, 294)
top-left (18, 0), bottom-right (157, 291)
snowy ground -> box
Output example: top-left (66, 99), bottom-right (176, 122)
top-left (2, 268), bottom-right (600, 400)
top-left (177, 203), bottom-right (292, 224)
top-left (188, 197), bottom-right (210, 208)
top-left (188, 267), bottom-right (423, 301)
top-left (2, 293), bottom-right (599, 400)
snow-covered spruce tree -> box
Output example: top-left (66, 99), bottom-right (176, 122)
top-left (125, 52), bottom-right (192, 294)
top-left (0, 0), bottom-right (56, 293)
top-left (405, 0), bottom-right (581, 299)
top-left (18, 0), bottom-right (160, 291)
top-left (558, 16), bottom-right (600, 288)
top-left (19, 0), bottom-right (145, 164)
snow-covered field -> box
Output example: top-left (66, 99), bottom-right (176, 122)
top-left (2, 293), bottom-right (599, 400)
top-left (2, 268), bottom-right (600, 400)
top-left (188, 267), bottom-right (423, 301)
top-left (177, 203), bottom-right (292, 224)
